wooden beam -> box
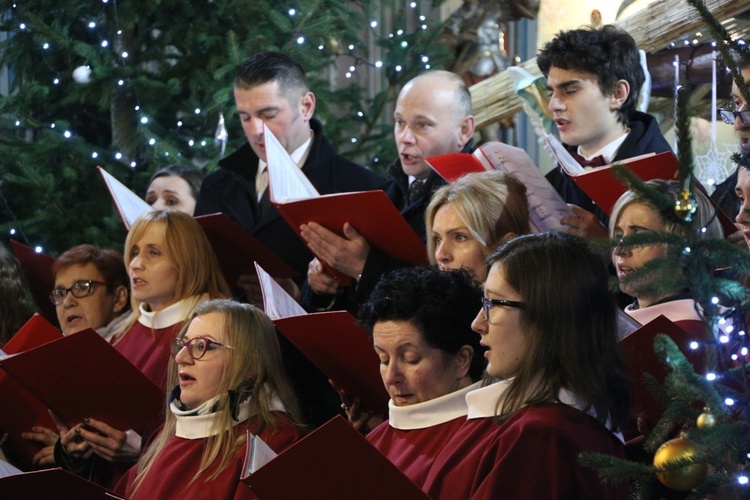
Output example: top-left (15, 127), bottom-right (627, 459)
top-left (470, 0), bottom-right (750, 128)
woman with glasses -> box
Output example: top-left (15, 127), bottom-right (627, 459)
top-left (21, 245), bottom-right (131, 466)
top-left (49, 244), bottom-right (130, 338)
top-left (422, 233), bottom-right (631, 499)
top-left (55, 210), bottom-right (231, 489)
top-left (115, 299), bottom-right (302, 498)
top-left (425, 170), bottom-right (530, 283)
top-left (354, 266), bottom-right (484, 489)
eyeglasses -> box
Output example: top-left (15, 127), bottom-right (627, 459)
top-left (480, 296), bottom-right (526, 322)
top-left (49, 280), bottom-right (109, 305)
top-left (170, 336), bottom-right (234, 360)
top-left (718, 102), bottom-right (750, 125)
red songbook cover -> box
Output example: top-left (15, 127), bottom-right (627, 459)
top-left (195, 213), bottom-right (299, 282)
top-left (0, 329), bottom-right (164, 432)
top-left (619, 314), bottom-right (703, 428)
top-left (0, 315), bottom-right (63, 470)
top-left (569, 152), bottom-right (679, 216)
top-left (242, 415), bottom-right (429, 499)
top-left (9, 240), bottom-right (58, 327)
top-left (273, 190), bottom-right (428, 286)
top-left (0, 467), bottom-right (125, 499)
top-left (426, 152), bottom-right (486, 182)
top-left (273, 311), bottom-right (388, 415)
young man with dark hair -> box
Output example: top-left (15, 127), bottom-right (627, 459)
top-left (537, 25), bottom-right (672, 238)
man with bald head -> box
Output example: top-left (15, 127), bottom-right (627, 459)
top-left (301, 70), bottom-right (476, 313)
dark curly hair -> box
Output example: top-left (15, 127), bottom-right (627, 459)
top-left (537, 24), bottom-right (644, 125)
top-left (358, 266), bottom-right (485, 381)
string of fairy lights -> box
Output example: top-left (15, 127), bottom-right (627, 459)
top-left (3, 3), bottom-right (750, 487)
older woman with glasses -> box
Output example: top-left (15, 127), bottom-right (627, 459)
top-left (21, 245), bottom-right (131, 466)
top-left (115, 299), bottom-right (303, 498)
top-left (355, 266), bottom-right (484, 489)
top-left (422, 233), bottom-right (631, 499)
top-left (48, 244), bottom-right (131, 338)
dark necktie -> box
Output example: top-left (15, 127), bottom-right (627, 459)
top-left (569, 150), bottom-right (606, 168)
top-left (408, 179), bottom-right (427, 204)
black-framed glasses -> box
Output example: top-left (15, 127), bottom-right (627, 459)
top-left (481, 296), bottom-right (526, 322)
top-left (49, 280), bottom-right (109, 305)
top-left (718, 101), bottom-right (750, 125)
top-left (171, 336), bottom-right (234, 360)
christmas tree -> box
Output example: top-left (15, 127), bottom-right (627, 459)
top-left (0, 0), bottom-right (452, 255)
top-left (580, 3), bottom-right (750, 497)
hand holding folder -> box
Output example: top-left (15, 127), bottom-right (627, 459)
top-left (265, 125), bottom-right (427, 287)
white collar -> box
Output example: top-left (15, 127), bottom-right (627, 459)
top-left (624, 298), bottom-right (702, 326)
top-left (137, 296), bottom-right (202, 329)
top-left (577, 130), bottom-right (629, 164)
top-left (388, 381), bottom-right (481, 430)
top-left (173, 395), bottom-right (286, 439)
top-left (465, 381), bottom-right (624, 443)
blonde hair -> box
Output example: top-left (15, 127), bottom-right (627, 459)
top-left (123, 211), bottom-right (231, 327)
top-left (609, 179), bottom-right (723, 240)
top-left (425, 171), bottom-right (530, 264)
top-left (132, 299), bottom-right (303, 493)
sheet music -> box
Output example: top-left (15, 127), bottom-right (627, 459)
top-left (98, 167), bottom-right (152, 229)
top-left (0, 348), bottom-right (8, 360)
top-left (540, 130), bottom-right (585, 175)
top-left (617, 310), bottom-right (641, 341)
top-left (476, 143), bottom-right (575, 232)
top-left (0, 459), bottom-right (22, 478)
top-left (255, 263), bottom-right (306, 320)
top-left (243, 432), bottom-right (277, 477)
top-left (265, 125), bottom-right (319, 203)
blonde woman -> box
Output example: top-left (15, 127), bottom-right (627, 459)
top-left (425, 171), bottom-right (530, 282)
top-left (55, 210), bottom-right (231, 488)
top-left (115, 299), bottom-right (303, 498)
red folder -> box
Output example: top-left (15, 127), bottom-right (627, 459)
top-left (0, 315), bottom-right (63, 470)
top-left (273, 190), bottom-right (427, 286)
top-left (619, 314), bottom-right (704, 428)
top-left (0, 329), bottom-right (164, 432)
top-left (570, 152), bottom-right (679, 216)
top-left (0, 467), bottom-right (125, 499)
top-left (195, 213), bottom-right (299, 283)
top-left (242, 415), bottom-right (429, 499)
top-left (426, 152), bottom-right (485, 182)
top-left (10, 240), bottom-right (58, 327)
top-left (273, 311), bottom-right (388, 415)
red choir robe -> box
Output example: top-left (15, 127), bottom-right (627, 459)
top-left (116, 398), bottom-right (302, 499)
top-left (422, 381), bottom-right (628, 499)
top-left (113, 297), bottom-right (200, 388)
top-left (366, 382), bottom-right (480, 489)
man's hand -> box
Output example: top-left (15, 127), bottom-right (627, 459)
top-left (561, 204), bottom-right (609, 238)
top-left (237, 273), bottom-right (264, 307)
top-left (300, 222), bottom-right (370, 279)
top-left (307, 258), bottom-right (341, 295)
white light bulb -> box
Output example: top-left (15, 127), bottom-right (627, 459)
top-left (63, 130), bottom-right (72, 138)
top-left (194, 108), bottom-right (201, 114)
top-left (92, 152), bottom-right (98, 159)
top-left (101, 40), bottom-right (108, 47)
top-left (288, 8), bottom-right (295, 15)
top-left (689, 341), bottom-right (699, 350)
top-left (35, 246), bottom-right (43, 253)
top-left (115, 152), bottom-right (122, 159)
top-left (375, 61), bottom-right (383, 68)
top-left (140, 117), bottom-right (148, 124)
top-left (370, 21), bottom-right (377, 28)
top-left (297, 37), bottom-right (304, 44)
top-left (88, 22), bottom-right (96, 28)
top-left (149, 138), bottom-right (156, 145)
top-left (706, 372), bottom-right (716, 381)
top-left (130, 161), bottom-right (136, 167)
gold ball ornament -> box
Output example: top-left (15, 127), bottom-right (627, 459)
top-left (696, 409), bottom-right (716, 429)
top-left (674, 190), bottom-right (697, 222)
top-left (653, 436), bottom-right (708, 491)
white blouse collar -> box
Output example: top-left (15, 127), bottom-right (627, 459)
top-left (138, 296), bottom-right (202, 329)
top-left (388, 381), bottom-right (481, 430)
top-left (173, 395), bottom-right (286, 439)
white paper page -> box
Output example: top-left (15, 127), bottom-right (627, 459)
top-left (541, 130), bottom-right (585, 175)
top-left (476, 143), bottom-right (574, 232)
top-left (243, 432), bottom-right (278, 477)
top-left (255, 263), bottom-right (306, 320)
top-left (98, 167), bottom-right (152, 229)
top-left (616, 310), bottom-right (641, 341)
top-left (0, 458), bottom-right (22, 478)
top-left (265, 124), bottom-right (319, 203)
top-left (0, 348), bottom-right (7, 360)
